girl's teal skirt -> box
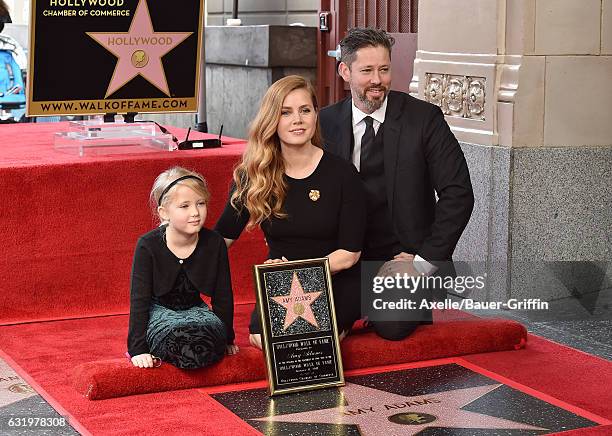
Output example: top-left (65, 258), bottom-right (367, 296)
top-left (146, 303), bottom-right (226, 369)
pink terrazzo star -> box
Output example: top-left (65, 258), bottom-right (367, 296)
top-left (271, 272), bottom-right (322, 330)
top-left (87, 0), bottom-right (192, 97)
top-left (254, 383), bottom-right (547, 435)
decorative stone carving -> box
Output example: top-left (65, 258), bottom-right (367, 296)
top-left (424, 73), bottom-right (486, 120)
top-left (467, 78), bottom-right (485, 119)
top-left (444, 76), bottom-right (464, 116)
top-left (425, 74), bottom-right (444, 107)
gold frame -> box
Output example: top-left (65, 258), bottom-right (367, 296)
top-left (26, 0), bottom-right (204, 116)
top-left (253, 258), bottom-right (345, 396)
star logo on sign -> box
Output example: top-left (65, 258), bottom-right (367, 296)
top-left (271, 273), bottom-right (322, 330)
top-left (254, 382), bottom-right (547, 435)
top-left (87, 0), bottom-right (192, 97)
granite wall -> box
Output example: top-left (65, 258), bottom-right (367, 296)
top-left (456, 143), bottom-right (612, 302)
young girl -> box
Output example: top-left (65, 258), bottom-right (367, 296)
top-left (128, 167), bottom-right (238, 369)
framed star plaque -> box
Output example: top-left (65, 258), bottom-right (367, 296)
top-left (26, 0), bottom-right (203, 116)
top-left (253, 258), bottom-right (345, 396)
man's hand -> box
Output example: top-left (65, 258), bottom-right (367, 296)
top-left (394, 252), bottom-right (437, 276)
top-left (393, 252), bottom-right (415, 262)
top-left (377, 258), bottom-right (421, 278)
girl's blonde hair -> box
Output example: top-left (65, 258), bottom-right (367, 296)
top-left (230, 75), bottom-right (321, 229)
top-left (150, 167), bottom-right (210, 224)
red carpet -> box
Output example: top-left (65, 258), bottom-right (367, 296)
top-left (2, 123), bottom-right (611, 434)
top-left (462, 335), bottom-right (612, 421)
top-left (70, 312), bottom-right (526, 400)
top-left (0, 313), bottom-right (610, 434)
top-left (0, 123), bottom-right (264, 325)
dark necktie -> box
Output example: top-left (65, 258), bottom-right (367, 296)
top-left (360, 116), bottom-right (375, 173)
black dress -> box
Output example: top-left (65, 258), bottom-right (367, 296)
top-left (215, 151), bottom-right (366, 332)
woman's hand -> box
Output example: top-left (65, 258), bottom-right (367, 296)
top-left (131, 353), bottom-right (155, 368)
top-left (264, 256), bottom-right (288, 264)
top-left (226, 344), bottom-right (240, 355)
top-left (327, 249), bottom-right (361, 274)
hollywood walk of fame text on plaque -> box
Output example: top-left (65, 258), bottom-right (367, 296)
top-left (254, 258), bottom-right (344, 396)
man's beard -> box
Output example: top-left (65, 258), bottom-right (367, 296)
top-left (355, 84), bottom-right (388, 113)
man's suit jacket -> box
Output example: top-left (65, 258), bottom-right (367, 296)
top-left (319, 90), bottom-right (474, 264)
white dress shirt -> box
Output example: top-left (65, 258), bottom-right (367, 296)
top-left (350, 98), bottom-right (387, 171)
top-left (350, 98), bottom-right (437, 276)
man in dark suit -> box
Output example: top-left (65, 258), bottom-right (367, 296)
top-left (320, 28), bottom-right (474, 340)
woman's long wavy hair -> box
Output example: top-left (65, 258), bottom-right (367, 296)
top-left (230, 75), bottom-right (322, 229)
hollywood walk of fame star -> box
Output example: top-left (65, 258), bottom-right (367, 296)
top-left (254, 382), bottom-right (547, 435)
top-left (271, 272), bottom-right (323, 330)
top-left (87, 0), bottom-right (193, 97)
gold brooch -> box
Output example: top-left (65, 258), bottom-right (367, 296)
top-left (309, 190), bottom-right (320, 201)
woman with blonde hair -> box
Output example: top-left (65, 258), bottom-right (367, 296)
top-left (215, 75), bottom-right (366, 349)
